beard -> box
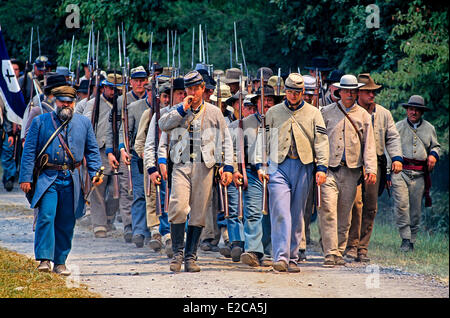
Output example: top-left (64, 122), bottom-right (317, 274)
top-left (56, 106), bottom-right (74, 122)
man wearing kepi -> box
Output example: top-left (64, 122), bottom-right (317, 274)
top-left (319, 74), bottom-right (377, 266)
top-left (19, 86), bottom-right (102, 275)
top-left (345, 74), bottom-right (403, 262)
top-left (257, 73), bottom-right (329, 272)
top-left (158, 70), bottom-right (234, 272)
top-left (390, 95), bottom-right (440, 252)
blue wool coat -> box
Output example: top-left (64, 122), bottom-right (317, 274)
top-left (19, 111), bottom-right (101, 219)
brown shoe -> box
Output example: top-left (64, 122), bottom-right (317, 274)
top-left (356, 253), bottom-right (370, 262)
top-left (334, 255), bottom-right (346, 266)
top-left (53, 264), bottom-right (71, 276)
top-left (323, 255), bottom-right (335, 267)
top-left (184, 258), bottom-right (201, 272)
top-left (240, 252), bottom-right (260, 267)
top-left (288, 262), bottom-right (301, 273)
top-left (344, 247), bottom-right (357, 260)
top-left (37, 260), bottom-right (51, 272)
top-left (272, 260), bottom-right (288, 272)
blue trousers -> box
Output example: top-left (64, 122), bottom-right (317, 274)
top-left (227, 168), bottom-right (264, 255)
top-left (1, 136), bottom-right (17, 184)
top-left (35, 173), bottom-right (75, 264)
top-left (159, 180), bottom-right (170, 236)
top-left (268, 159), bottom-right (313, 265)
top-left (131, 154), bottom-right (150, 237)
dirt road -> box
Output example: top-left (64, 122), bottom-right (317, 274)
top-left (0, 187), bottom-right (448, 299)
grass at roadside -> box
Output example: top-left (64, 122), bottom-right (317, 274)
top-left (309, 220), bottom-right (449, 284)
top-left (0, 247), bottom-right (100, 298)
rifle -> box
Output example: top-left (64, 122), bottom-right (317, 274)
top-left (216, 75), bottom-right (224, 115)
top-left (121, 60), bottom-right (133, 195)
top-left (111, 71), bottom-right (121, 199)
top-left (236, 75), bottom-right (248, 220)
top-left (276, 68), bottom-right (281, 96)
top-left (151, 64), bottom-right (163, 216)
top-left (313, 67), bottom-right (320, 108)
top-left (260, 69), bottom-right (269, 215)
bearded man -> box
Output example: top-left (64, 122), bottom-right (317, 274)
top-left (19, 86), bottom-right (102, 275)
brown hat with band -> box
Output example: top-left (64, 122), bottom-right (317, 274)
top-left (357, 73), bottom-right (382, 90)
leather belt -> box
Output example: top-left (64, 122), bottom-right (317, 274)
top-left (45, 161), bottom-right (82, 171)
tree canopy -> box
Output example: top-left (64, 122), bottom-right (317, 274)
top-left (1, 0), bottom-right (448, 152)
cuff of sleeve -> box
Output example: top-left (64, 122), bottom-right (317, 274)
top-left (176, 105), bottom-right (187, 117)
top-left (391, 156), bottom-right (403, 163)
top-left (430, 151), bottom-right (439, 161)
top-left (316, 165), bottom-right (327, 173)
top-left (105, 148), bottom-right (113, 155)
top-left (147, 167), bottom-right (157, 175)
top-left (158, 157), bottom-right (167, 165)
top-left (119, 143), bottom-right (125, 151)
top-left (255, 163), bottom-right (262, 171)
top-left (387, 174), bottom-right (391, 181)
top-left (223, 165), bottom-right (234, 173)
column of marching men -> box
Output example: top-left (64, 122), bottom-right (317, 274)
top-left (12, 54), bottom-right (440, 275)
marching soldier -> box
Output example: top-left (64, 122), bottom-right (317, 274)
top-left (19, 85), bottom-right (102, 275)
top-left (228, 86), bottom-right (282, 266)
top-left (158, 70), bottom-right (234, 272)
top-left (142, 77), bottom-right (185, 256)
top-left (83, 73), bottom-right (122, 238)
top-left (345, 74), bottom-right (403, 262)
top-left (105, 66), bottom-right (148, 247)
top-left (257, 73), bottom-right (329, 272)
top-left (319, 74), bottom-right (377, 266)
top-left (19, 56), bottom-right (48, 105)
top-left (390, 95), bottom-right (440, 252)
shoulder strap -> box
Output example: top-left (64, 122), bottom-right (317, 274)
top-left (50, 113), bottom-right (76, 163)
top-left (37, 115), bottom-right (70, 161)
top-left (336, 102), bottom-right (363, 145)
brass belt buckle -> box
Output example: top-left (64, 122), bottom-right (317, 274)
top-left (62, 164), bottom-right (69, 170)
top-left (339, 161), bottom-right (346, 167)
top-left (190, 153), bottom-right (197, 159)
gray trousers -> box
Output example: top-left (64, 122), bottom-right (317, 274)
top-left (168, 162), bottom-right (214, 227)
top-left (318, 166), bottom-right (361, 257)
top-left (118, 158), bottom-right (133, 228)
top-left (200, 186), bottom-right (221, 244)
top-left (90, 149), bottom-right (120, 231)
top-left (391, 170), bottom-right (425, 243)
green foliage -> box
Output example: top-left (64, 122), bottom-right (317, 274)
top-left (422, 190), bottom-right (449, 235)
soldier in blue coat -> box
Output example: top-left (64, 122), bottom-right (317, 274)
top-left (19, 86), bottom-right (102, 275)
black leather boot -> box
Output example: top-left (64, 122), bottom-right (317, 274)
top-left (184, 225), bottom-right (203, 272)
top-left (169, 223), bottom-right (185, 272)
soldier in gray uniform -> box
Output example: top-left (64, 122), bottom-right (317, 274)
top-left (158, 71), bottom-right (234, 272)
top-left (390, 95), bottom-right (440, 252)
top-left (83, 73), bottom-right (121, 238)
top-left (345, 74), bottom-right (403, 262)
top-left (105, 66), bottom-right (148, 246)
top-left (319, 74), bottom-right (377, 266)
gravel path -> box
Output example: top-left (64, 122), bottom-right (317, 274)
top-left (0, 187), bottom-right (448, 298)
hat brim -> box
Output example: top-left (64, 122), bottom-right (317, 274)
top-left (332, 82), bottom-right (365, 89)
top-left (55, 96), bottom-right (75, 102)
top-left (359, 84), bottom-right (382, 90)
top-left (401, 104), bottom-right (429, 111)
top-left (210, 95), bottom-right (231, 102)
top-left (131, 72), bottom-right (148, 79)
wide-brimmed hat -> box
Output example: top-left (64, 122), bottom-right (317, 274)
top-left (225, 90), bottom-right (247, 106)
top-left (44, 73), bottom-right (68, 95)
top-left (130, 66), bottom-right (148, 79)
top-left (222, 68), bottom-right (242, 84)
top-left (250, 85), bottom-right (284, 105)
top-left (52, 85), bottom-right (77, 102)
top-left (325, 69), bottom-right (345, 83)
top-left (254, 67), bottom-right (273, 83)
top-left (210, 83), bottom-right (232, 102)
top-left (267, 75), bottom-right (285, 96)
top-left (304, 56), bottom-right (333, 71)
top-left (56, 66), bottom-right (70, 77)
top-left (76, 80), bottom-right (90, 94)
top-left (213, 69), bottom-right (224, 81)
top-left (285, 73), bottom-right (305, 92)
top-left (357, 73), bottom-right (382, 91)
top-left (401, 95), bottom-right (429, 111)
top-left (332, 74), bottom-right (365, 90)
top-left (198, 69), bottom-right (216, 90)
